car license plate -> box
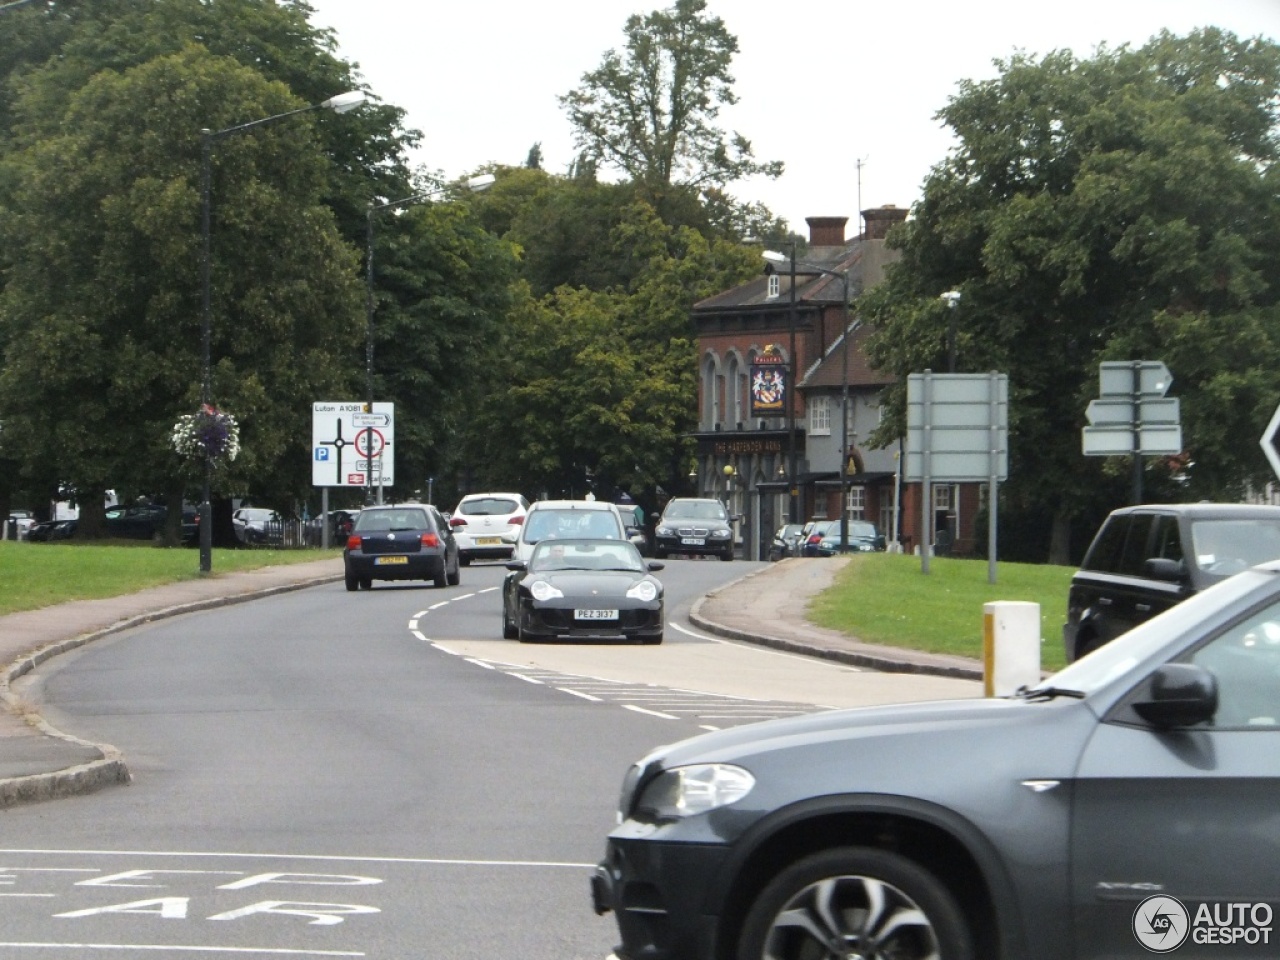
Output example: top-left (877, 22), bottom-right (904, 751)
top-left (375, 556), bottom-right (408, 565)
top-left (476, 537), bottom-right (501, 545)
top-left (681, 537), bottom-right (705, 546)
top-left (575, 609), bottom-right (619, 621)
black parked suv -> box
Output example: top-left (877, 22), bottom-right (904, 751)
top-left (1063, 502), bottom-right (1280, 661)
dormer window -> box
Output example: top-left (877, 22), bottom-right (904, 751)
top-left (767, 274), bottom-right (780, 299)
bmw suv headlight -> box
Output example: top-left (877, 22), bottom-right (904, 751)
top-left (709, 527), bottom-right (730, 539)
top-left (655, 525), bottom-right (674, 537)
top-left (529, 580), bottom-right (564, 602)
top-left (626, 580), bottom-right (658, 602)
top-left (633, 763), bottom-right (755, 820)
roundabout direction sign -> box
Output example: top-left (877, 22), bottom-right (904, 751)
top-left (312, 401), bottom-right (395, 487)
top-left (1262, 403), bottom-right (1280, 482)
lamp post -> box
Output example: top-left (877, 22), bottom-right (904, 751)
top-left (363, 173), bottom-right (495, 505)
top-left (763, 251), bottom-right (855, 552)
top-left (940, 290), bottom-right (961, 373)
top-left (198, 90), bottom-right (365, 573)
top-left (759, 245), bottom-right (798, 522)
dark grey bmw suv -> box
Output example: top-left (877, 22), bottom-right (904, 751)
top-left (593, 562), bottom-right (1280, 959)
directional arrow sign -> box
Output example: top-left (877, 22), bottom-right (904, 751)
top-left (1083, 423), bottom-right (1183, 456)
top-left (1099, 360), bottom-right (1173, 398)
top-left (353, 412), bottom-right (390, 427)
top-left (1262, 403), bottom-right (1280, 481)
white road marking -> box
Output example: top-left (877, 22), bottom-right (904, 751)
top-left (508, 673), bottom-right (544, 685)
top-left (0, 946), bottom-right (363, 956)
top-left (464, 658), bottom-right (496, 670)
top-left (557, 688), bottom-right (601, 702)
top-left (622, 705), bottom-right (678, 720)
top-left (0, 851), bottom-right (593, 869)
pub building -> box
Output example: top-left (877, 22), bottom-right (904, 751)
top-left (689, 208), bottom-right (983, 561)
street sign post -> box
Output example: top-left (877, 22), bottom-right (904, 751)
top-left (906, 371), bottom-right (1008, 582)
top-left (311, 401), bottom-right (395, 489)
top-left (1082, 360), bottom-right (1181, 503)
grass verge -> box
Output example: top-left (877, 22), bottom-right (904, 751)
top-left (0, 541), bottom-right (336, 616)
top-left (807, 553), bottom-right (1075, 673)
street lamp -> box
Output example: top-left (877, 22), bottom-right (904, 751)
top-left (198, 90), bottom-right (366, 573)
top-left (940, 290), bottom-right (961, 373)
top-left (363, 173), bottom-right (495, 505)
top-left (761, 245), bottom-right (798, 523)
top-left (764, 251), bottom-right (855, 552)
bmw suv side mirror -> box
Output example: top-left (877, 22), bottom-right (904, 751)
top-left (1132, 663), bottom-right (1218, 728)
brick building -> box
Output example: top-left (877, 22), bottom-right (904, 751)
top-left (690, 207), bottom-right (983, 560)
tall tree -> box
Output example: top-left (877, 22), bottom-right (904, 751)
top-left (861, 28), bottom-right (1280, 563)
top-left (559, 0), bottom-right (782, 227)
top-left (0, 46), bottom-right (366, 534)
top-left (461, 201), bottom-right (758, 498)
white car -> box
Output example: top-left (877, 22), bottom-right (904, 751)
top-left (448, 493), bottom-right (530, 565)
top-left (512, 499), bottom-right (631, 565)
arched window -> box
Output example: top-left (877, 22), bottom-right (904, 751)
top-left (701, 353), bottom-right (720, 428)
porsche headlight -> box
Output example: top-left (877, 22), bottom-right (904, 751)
top-left (626, 580), bottom-right (658, 602)
top-left (634, 763), bottom-right (755, 820)
top-left (529, 580), bottom-right (564, 602)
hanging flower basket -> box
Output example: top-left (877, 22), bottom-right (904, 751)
top-left (172, 404), bottom-right (240, 463)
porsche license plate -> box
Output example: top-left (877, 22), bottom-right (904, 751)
top-left (575, 609), bottom-right (619, 621)
top-left (475, 537), bottom-right (501, 546)
top-left (681, 537), bottom-right (705, 546)
top-left (375, 556), bottom-right (409, 565)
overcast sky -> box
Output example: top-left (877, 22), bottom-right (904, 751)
top-left (305, 0), bottom-right (1280, 235)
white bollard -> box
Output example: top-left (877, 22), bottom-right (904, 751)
top-left (983, 601), bottom-right (1041, 697)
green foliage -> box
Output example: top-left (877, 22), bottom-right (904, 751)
top-left (462, 201), bottom-right (759, 498)
top-left (0, 539), bottom-right (327, 616)
top-left (808, 553), bottom-right (1075, 672)
top-left (368, 195), bottom-right (519, 501)
top-left (559, 0), bottom-right (782, 223)
top-left (863, 29), bottom-right (1280, 561)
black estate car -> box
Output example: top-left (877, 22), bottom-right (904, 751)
top-left (343, 503), bottom-right (459, 591)
top-left (593, 561), bottom-right (1280, 959)
top-left (1063, 502), bottom-right (1280, 661)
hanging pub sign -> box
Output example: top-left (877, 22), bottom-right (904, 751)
top-left (750, 345), bottom-right (788, 417)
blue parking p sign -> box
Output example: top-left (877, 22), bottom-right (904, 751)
top-left (315, 447), bottom-right (330, 461)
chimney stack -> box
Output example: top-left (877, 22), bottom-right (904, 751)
top-left (806, 216), bottom-right (848, 247)
top-left (861, 204), bottom-right (908, 240)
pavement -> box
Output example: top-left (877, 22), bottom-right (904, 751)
top-left (0, 555), bottom-right (982, 809)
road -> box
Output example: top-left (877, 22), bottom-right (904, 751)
top-left (1, 557), bottom-right (979, 959)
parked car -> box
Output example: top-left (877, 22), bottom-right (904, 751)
top-left (814, 520), bottom-right (885, 556)
top-left (5, 509), bottom-right (35, 540)
top-left (652, 498), bottom-right (735, 561)
top-left (232, 507), bottom-right (282, 545)
top-left (27, 518), bottom-right (76, 541)
top-left (798, 518), bottom-right (837, 556)
top-left (104, 503), bottom-right (166, 540)
top-left (513, 499), bottom-right (632, 565)
top-left (1063, 502), bottom-right (1280, 662)
top-left (448, 492), bottom-right (529, 565)
top-left (593, 560), bottom-right (1280, 960)
top-left (768, 523), bottom-right (805, 562)
top-left (502, 538), bottom-right (664, 644)
top-left (343, 503), bottom-right (459, 591)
